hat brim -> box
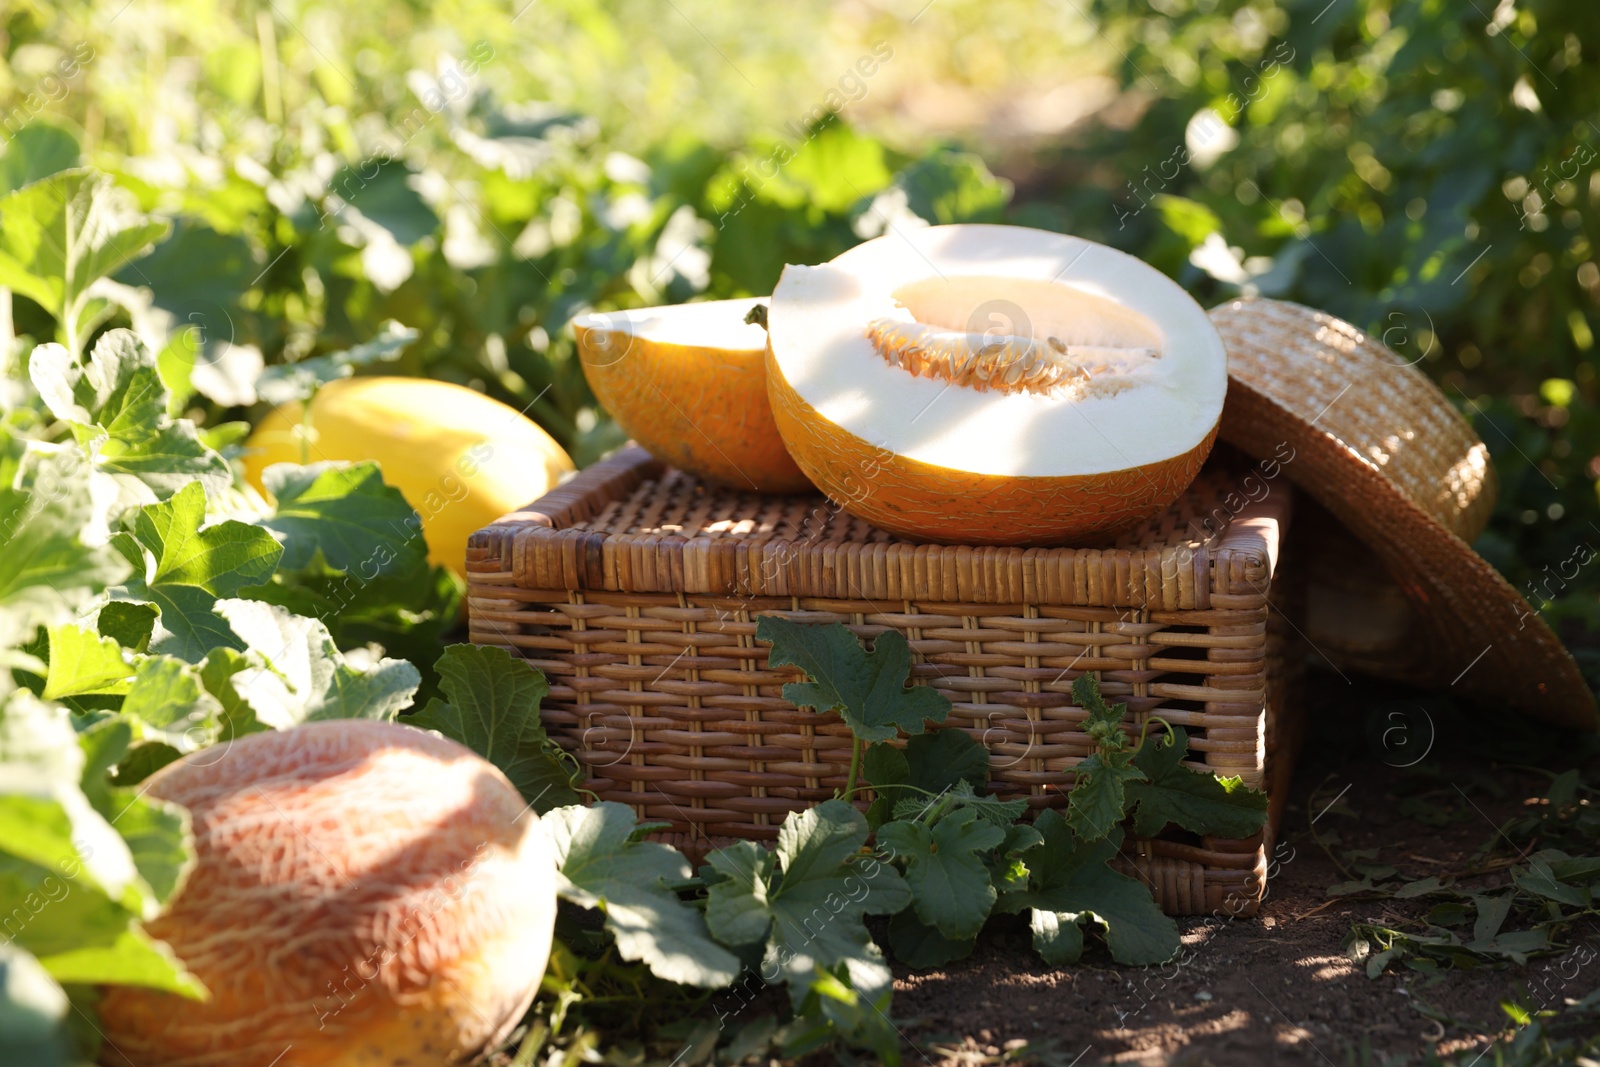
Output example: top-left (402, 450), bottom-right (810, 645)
top-left (1212, 299), bottom-right (1597, 731)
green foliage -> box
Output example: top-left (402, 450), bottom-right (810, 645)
top-left (545, 802), bottom-right (741, 989)
top-left (1126, 725), bottom-right (1271, 839)
top-left (406, 643), bottom-right (581, 811)
top-left (703, 800), bottom-right (910, 1062)
top-left (1065, 674), bottom-right (1148, 842)
top-left (998, 813), bottom-right (1180, 967)
top-left (755, 616), bottom-right (949, 743)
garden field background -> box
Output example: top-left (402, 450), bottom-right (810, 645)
top-left (3, 0), bottom-right (1599, 1063)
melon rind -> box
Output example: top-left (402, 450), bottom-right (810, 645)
top-left (764, 224), bottom-right (1226, 543)
top-left (767, 363), bottom-right (1218, 544)
top-left (575, 299), bottom-right (813, 493)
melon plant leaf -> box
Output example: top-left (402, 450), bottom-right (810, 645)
top-left (212, 599), bottom-right (419, 726)
top-left (704, 800), bottom-right (910, 1001)
top-left (0, 943), bottom-right (77, 1067)
top-left (1028, 909), bottom-right (1087, 967)
top-left (0, 452), bottom-right (130, 653)
top-left (28, 331), bottom-right (228, 503)
top-left (120, 657), bottom-right (223, 753)
top-left (544, 802), bottom-right (741, 989)
top-left (1066, 675), bottom-right (1145, 843)
top-left (197, 647), bottom-right (265, 740)
top-left (0, 122), bottom-right (80, 195)
top-left (886, 909), bottom-right (976, 970)
top-left (111, 483), bottom-right (284, 662)
top-left (755, 617), bottom-right (948, 743)
top-left (992, 823), bottom-right (1043, 893)
top-left (0, 169), bottom-right (169, 346)
top-left (331, 159), bottom-right (439, 244)
top-left (42, 624), bottom-right (133, 699)
top-left (76, 720), bottom-right (192, 908)
top-left (255, 321), bottom-right (417, 406)
top-left (999, 810), bottom-right (1179, 967)
top-left (96, 601), bottom-right (157, 653)
top-left (888, 781), bottom-right (1027, 830)
top-left (703, 800), bottom-right (909, 1059)
top-left (877, 806), bottom-right (1004, 940)
top-left (1067, 749), bottom-right (1145, 844)
top-left (33, 927), bottom-right (203, 999)
top-left (405, 644), bottom-right (581, 812)
top-left (0, 693), bottom-right (181, 955)
top-left (259, 461), bottom-right (427, 575)
top-left (1125, 726), bottom-right (1269, 839)
top-left (863, 728), bottom-right (990, 829)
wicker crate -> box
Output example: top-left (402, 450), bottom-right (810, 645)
top-left (466, 445), bottom-right (1303, 917)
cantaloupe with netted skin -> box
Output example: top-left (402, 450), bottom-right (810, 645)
top-left (97, 720), bottom-right (557, 1067)
top-left (573, 300), bottom-right (813, 493)
top-left (764, 224), bottom-right (1227, 544)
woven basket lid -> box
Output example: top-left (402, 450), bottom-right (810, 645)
top-left (1210, 297), bottom-right (1597, 730)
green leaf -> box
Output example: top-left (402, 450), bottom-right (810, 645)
top-left (1028, 908), bottom-right (1087, 966)
top-left (405, 644), bottom-right (581, 812)
top-left (197, 646), bottom-right (267, 740)
top-left (28, 331), bottom-right (231, 503)
top-left (0, 452), bottom-right (130, 653)
top-left (1000, 810), bottom-right (1179, 966)
top-left (74, 716), bottom-right (193, 909)
top-left (36, 927), bottom-right (202, 999)
top-left (889, 781), bottom-right (1027, 830)
top-left (755, 617), bottom-right (948, 744)
top-left (891, 150), bottom-right (1010, 225)
top-left (96, 601), bottom-right (157, 653)
top-left (259, 461), bottom-right (427, 575)
top-left (863, 728), bottom-right (989, 828)
top-left (102, 790), bottom-right (192, 907)
top-left (1124, 726), bottom-right (1269, 839)
top-left (886, 909), bottom-right (975, 969)
top-left (211, 599), bottom-right (419, 726)
top-left (0, 692), bottom-right (162, 927)
top-left (111, 482), bottom-right (284, 662)
top-left (0, 943), bottom-right (77, 1067)
top-left (330, 159), bottom-right (439, 244)
top-left (1512, 854), bottom-right (1590, 908)
top-left (544, 802), bottom-right (740, 988)
top-left (877, 807), bottom-right (1004, 940)
top-left (43, 624), bottom-right (133, 699)
top-left (120, 656), bottom-right (223, 752)
top-left (1065, 676), bottom-right (1145, 842)
top-left (0, 170), bottom-right (169, 347)
top-left (704, 800), bottom-right (910, 1002)
top-left (0, 123), bottom-right (80, 195)
top-left (254, 322), bottom-right (418, 406)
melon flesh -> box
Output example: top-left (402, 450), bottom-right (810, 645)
top-left (574, 299), bottom-right (813, 493)
top-left (765, 224), bottom-right (1226, 543)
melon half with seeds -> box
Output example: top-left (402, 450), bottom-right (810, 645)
top-left (574, 299), bottom-right (813, 493)
top-left (764, 224), bottom-right (1227, 544)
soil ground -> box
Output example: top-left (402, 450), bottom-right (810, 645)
top-left (886, 672), bottom-right (1600, 1067)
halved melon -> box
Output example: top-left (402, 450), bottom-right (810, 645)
top-left (764, 224), bottom-right (1227, 544)
top-left (573, 300), bottom-right (813, 493)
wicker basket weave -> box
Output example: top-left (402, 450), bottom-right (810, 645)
top-left (466, 445), bottom-right (1303, 916)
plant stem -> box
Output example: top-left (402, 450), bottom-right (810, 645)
top-left (843, 736), bottom-right (864, 800)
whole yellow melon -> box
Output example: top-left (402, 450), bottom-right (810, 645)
top-left (244, 377), bottom-right (574, 576)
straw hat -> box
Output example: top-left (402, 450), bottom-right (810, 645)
top-left (1210, 297), bottom-right (1597, 730)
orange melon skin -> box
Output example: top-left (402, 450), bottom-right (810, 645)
top-left (97, 721), bottom-right (557, 1067)
top-left (576, 323), bottom-right (814, 493)
top-left (766, 361), bottom-right (1218, 545)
